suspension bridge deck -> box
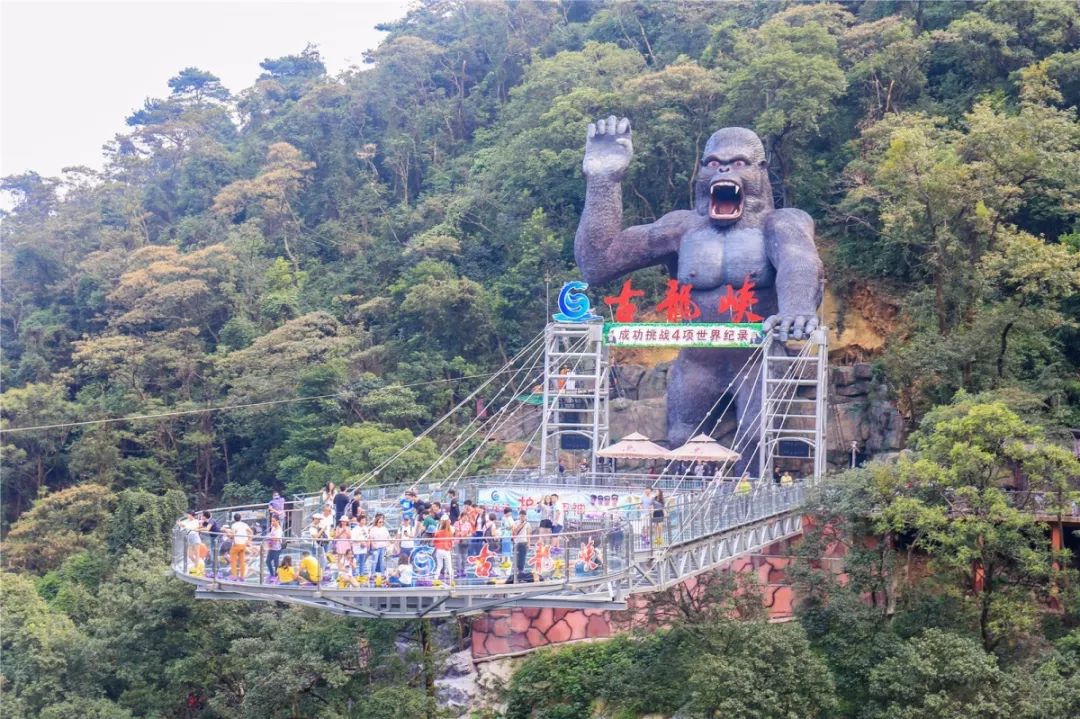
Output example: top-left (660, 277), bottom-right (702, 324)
top-left (172, 475), bottom-right (810, 619)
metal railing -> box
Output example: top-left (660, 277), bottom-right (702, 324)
top-left (173, 518), bottom-right (632, 593)
top-left (173, 476), bottom-right (812, 603)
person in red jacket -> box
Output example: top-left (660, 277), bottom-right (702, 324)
top-left (433, 517), bottom-right (454, 585)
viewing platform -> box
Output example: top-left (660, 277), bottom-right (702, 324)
top-left (172, 473), bottom-right (811, 619)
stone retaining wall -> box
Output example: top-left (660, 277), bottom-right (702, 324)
top-left (470, 532), bottom-right (847, 661)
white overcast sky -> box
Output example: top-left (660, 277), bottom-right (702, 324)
top-left (1, 0), bottom-right (412, 178)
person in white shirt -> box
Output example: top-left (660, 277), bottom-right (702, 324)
top-left (368, 514), bottom-right (391, 575)
top-left (350, 517), bottom-right (370, 576)
top-left (228, 513), bottom-right (251, 580)
top-left (178, 511), bottom-right (203, 568)
top-left (551, 494), bottom-right (566, 551)
top-left (308, 515), bottom-right (328, 570)
top-left (318, 505), bottom-right (334, 533)
top-left (398, 520), bottom-right (416, 566)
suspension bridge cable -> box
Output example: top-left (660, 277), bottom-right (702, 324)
top-left (342, 329), bottom-right (546, 491)
top-left (412, 337), bottom-right (551, 487)
top-left (657, 342), bottom-right (767, 489)
top-left (447, 333), bottom-right (595, 485)
top-left (671, 338), bottom-right (814, 532)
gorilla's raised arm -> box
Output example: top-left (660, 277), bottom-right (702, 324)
top-left (574, 116), bottom-right (688, 285)
top-left (762, 208), bottom-right (824, 341)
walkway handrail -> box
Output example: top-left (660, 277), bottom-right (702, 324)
top-left (174, 475), bottom-right (813, 606)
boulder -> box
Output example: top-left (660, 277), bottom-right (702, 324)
top-left (836, 380), bottom-right (871, 397)
top-left (638, 362), bottom-right (671, 400)
top-left (610, 397), bottom-right (667, 444)
top-left (612, 363), bottom-right (646, 400)
top-left (831, 365), bottom-right (856, 386)
top-left (435, 675), bottom-right (476, 714)
top-left (853, 362), bottom-right (874, 380)
top-left (443, 649), bottom-right (475, 678)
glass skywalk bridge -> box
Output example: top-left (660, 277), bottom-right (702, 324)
top-left (172, 476), bottom-right (810, 619)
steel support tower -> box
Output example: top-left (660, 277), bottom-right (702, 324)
top-left (758, 326), bottom-right (829, 482)
top-left (539, 322), bottom-right (610, 475)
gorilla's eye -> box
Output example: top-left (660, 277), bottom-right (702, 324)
top-left (705, 159), bottom-right (720, 169)
top-left (733, 159), bottom-right (746, 168)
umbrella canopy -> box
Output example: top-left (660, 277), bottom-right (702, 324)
top-left (668, 434), bottom-right (741, 462)
top-left (596, 432), bottom-right (671, 460)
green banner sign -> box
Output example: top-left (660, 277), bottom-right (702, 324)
top-left (602, 322), bottom-right (765, 348)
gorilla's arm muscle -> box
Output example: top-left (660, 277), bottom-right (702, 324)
top-left (763, 208), bottom-right (824, 339)
top-left (574, 176), bottom-right (689, 286)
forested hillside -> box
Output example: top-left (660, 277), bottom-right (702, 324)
top-left (2, 1), bottom-right (1080, 717)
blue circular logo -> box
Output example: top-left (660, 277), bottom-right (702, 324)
top-left (553, 281), bottom-right (601, 322)
top-left (410, 546), bottom-right (436, 578)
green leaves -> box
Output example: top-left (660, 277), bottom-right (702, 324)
top-left (301, 422), bottom-right (439, 489)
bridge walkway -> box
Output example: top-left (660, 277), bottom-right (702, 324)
top-left (173, 475), bottom-right (810, 619)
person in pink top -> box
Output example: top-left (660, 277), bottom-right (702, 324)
top-left (453, 514), bottom-right (473, 578)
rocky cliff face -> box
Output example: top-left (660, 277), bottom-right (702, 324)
top-left (610, 359), bottom-right (906, 466)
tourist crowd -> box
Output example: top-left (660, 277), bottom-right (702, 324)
top-left (177, 483), bottom-right (615, 589)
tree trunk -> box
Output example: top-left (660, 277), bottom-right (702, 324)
top-left (996, 319), bottom-right (1015, 380)
top-left (419, 619), bottom-right (437, 717)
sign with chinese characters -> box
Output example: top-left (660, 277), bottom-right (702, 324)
top-left (476, 487), bottom-right (642, 520)
top-left (602, 322), bottom-right (765, 348)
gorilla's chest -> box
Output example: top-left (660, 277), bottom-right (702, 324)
top-left (677, 227), bottom-right (774, 291)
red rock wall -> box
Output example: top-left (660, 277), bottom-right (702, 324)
top-left (471, 533), bottom-right (845, 661)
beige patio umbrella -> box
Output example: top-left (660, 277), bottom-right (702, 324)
top-left (668, 433), bottom-right (740, 463)
top-left (596, 432), bottom-right (671, 460)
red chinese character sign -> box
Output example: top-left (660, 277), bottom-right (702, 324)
top-left (655, 280), bottom-right (701, 322)
top-left (553, 276), bottom-right (766, 348)
top-left (717, 276), bottom-right (763, 323)
top-left (603, 279), bottom-right (645, 322)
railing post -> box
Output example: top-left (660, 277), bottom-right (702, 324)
top-left (211, 534), bottom-right (219, 585)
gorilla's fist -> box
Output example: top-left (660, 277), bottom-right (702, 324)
top-left (583, 115), bottom-right (632, 179)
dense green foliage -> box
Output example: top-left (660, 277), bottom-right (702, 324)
top-left (506, 623), bottom-right (835, 719)
top-left (509, 398), bottom-right (1080, 719)
top-left (2, 0), bottom-right (1080, 716)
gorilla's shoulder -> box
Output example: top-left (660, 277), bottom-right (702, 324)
top-left (656, 209), bottom-right (700, 226)
top-left (765, 207), bottom-right (814, 232)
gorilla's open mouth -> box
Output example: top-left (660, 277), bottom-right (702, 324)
top-left (709, 181), bottom-right (743, 221)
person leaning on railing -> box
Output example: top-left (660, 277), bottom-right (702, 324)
top-left (308, 515), bottom-right (329, 569)
top-left (200, 510), bottom-right (220, 568)
top-left (178, 511), bottom-right (203, 569)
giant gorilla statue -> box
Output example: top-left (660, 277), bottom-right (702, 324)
top-left (575, 116), bottom-right (823, 475)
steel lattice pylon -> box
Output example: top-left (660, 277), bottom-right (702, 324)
top-left (758, 326), bottom-right (829, 482)
top-left (539, 322), bottom-right (610, 475)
